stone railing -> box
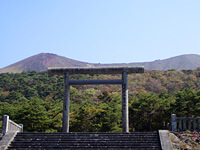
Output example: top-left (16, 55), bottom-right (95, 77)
top-left (171, 114), bottom-right (200, 132)
top-left (1, 115), bottom-right (23, 134)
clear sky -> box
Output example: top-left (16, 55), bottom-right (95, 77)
top-left (1, 0), bottom-right (200, 69)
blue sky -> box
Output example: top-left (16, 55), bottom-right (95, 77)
top-left (1, 0), bottom-right (200, 68)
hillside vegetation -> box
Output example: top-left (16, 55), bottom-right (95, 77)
top-left (1, 69), bottom-right (200, 132)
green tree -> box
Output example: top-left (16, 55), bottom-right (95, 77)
top-left (129, 92), bottom-right (173, 131)
top-left (15, 98), bottom-right (49, 132)
top-left (171, 88), bottom-right (200, 117)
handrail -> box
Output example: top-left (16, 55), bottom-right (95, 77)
top-left (171, 114), bottom-right (200, 132)
top-left (1, 115), bottom-right (23, 134)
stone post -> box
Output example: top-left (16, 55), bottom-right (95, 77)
top-left (63, 72), bottom-right (70, 132)
top-left (183, 119), bottom-right (186, 130)
top-left (122, 72), bottom-right (129, 132)
top-left (19, 124), bottom-right (23, 132)
top-left (171, 114), bottom-right (177, 132)
top-left (188, 119), bottom-right (191, 130)
top-left (2, 115), bottom-right (9, 134)
top-left (198, 119), bottom-right (200, 130)
top-left (193, 119), bottom-right (196, 130)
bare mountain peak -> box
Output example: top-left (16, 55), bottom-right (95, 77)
top-left (0, 53), bottom-right (93, 73)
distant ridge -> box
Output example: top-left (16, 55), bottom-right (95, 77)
top-left (137, 54), bottom-right (200, 70)
top-left (0, 53), bottom-right (200, 73)
top-left (100, 54), bottom-right (200, 70)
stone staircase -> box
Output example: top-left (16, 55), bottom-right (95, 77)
top-left (7, 132), bottom-right (161, 150)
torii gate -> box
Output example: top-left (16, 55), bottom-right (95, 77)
top-left (48, 66), bottom-right (144, 133)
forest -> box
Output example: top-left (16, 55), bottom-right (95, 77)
top-left (0, 68), bottom-right (200, 132)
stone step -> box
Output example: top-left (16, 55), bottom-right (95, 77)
top-left (14, 135), bottom-right (158, 139)
top-left (14, 133), bottom-right (158, 139)
top-left (7, 132), bottom-right (161, 150)
top-left (15, 133), bottom-right (158, 135)
top-left (9, 146), bottom-right (161, 150)
top-left (14, 138), bottom-right (159, 142)
top-left (8, 145), bottom-right (161, 150)
top-left (16, 132), bottom-right (158, 135)
top-left (10, 141), bottom-right (159, 146)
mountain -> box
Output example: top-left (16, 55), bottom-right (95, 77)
top-left (0, 53), bottom-right (200, 73)
top-left (135, 54), bottom-right (200, 70)
top-left (0, 53), bottom-right (93, 73)
top-left (97, 54), bottom-right (200, 70)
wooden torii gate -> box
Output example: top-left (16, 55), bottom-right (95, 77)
top-left (48, 66), bottom-right (144, 133)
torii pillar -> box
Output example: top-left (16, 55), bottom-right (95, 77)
top-left (48, 66), bottom-right (144, 133)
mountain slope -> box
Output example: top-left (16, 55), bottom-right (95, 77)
top-left (0, 53), bottom-right (200, 73)
top-left (130, 54), bottom-right (200, 70)
top-left (98, 54), bottom-right (200, 70)
top-left (0, 53), bottom-right (93, 73)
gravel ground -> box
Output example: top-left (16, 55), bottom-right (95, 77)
top-left (170, 130), bottom-right (200, 150)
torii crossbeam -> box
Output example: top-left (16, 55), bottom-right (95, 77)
top-left (48, 66), bottom-right (144, 133)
